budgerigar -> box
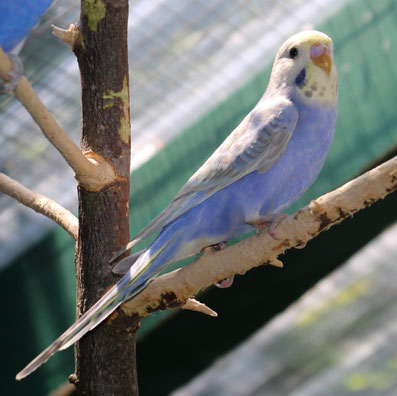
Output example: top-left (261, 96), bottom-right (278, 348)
top-left (0, 0), bottom-right (54, 93)
top-left (17, 30), bottom-right (338, 380)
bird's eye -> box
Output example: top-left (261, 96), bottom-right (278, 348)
top-left (289, 47), bottom-right (298, 59)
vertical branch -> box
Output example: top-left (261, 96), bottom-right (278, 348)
top-left (71, 0), bottom-right (137, 394)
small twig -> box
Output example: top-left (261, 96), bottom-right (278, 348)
top-left (121, 156), bottom-right (397, 319)
top-left (0, 172), bottom-right (78, 240)
top-left (49, 381), bottom-right (75, 396)
top-left (0, 47), bottom-right (115, 191)
top-left (52, 24), bottom-right (78, 46)
top-left (181, 298), bottom-right (218, 317)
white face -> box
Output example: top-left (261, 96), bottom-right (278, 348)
top-left (270, 30), bottom-right (338, 105)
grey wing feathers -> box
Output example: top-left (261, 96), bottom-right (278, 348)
top-left (255, 102), bottom-right (299, 174)
top-left (112, 96), bottom-right (298, 261)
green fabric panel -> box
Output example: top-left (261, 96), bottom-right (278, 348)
top-left (3, 232), bottom-right (75, 394)
top-left (3, 0), bottom-right (397, 394)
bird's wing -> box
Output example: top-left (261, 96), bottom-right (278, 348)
top-left (112, 96), bottom-right (298, 260)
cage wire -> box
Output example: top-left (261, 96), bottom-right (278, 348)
top-left (0, 0), bottom-right (396, 271)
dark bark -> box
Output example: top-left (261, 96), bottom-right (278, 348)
top-left (71, 1), bottom-right (138, 394)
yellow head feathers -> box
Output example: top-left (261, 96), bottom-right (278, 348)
top-left (269, 30), bottom-right (338, 105)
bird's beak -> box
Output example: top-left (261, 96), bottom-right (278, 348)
top-left (310, 43), bottom-right (332, 76)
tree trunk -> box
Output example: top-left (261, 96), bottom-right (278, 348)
top-left (71, 1), bottom-right (138, 394)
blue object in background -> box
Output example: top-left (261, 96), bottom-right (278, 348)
top-left (0, 0), bottom-right (53, 52)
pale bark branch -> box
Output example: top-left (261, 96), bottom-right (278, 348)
top-left (0, 47), bottom-right (115, 191)
top-left (52, 24), bottom-right (78, 46)
top-left (0, 172), bottom-right (78, 240)
top-left (120, 156), bottom-right (397, 319)
top-left (48, 382), bottom-right (75, 396)
top-left (181, 298), bottom-right (218, 317)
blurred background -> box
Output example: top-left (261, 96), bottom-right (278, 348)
top-left (1, 0), bottom-right (397, 395)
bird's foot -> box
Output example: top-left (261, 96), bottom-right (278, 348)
top-left (0, 54), bottom-right (23, 94)
top-left (250, 214), bottom-right (306, 248)
top-left (200, 241), bottom-right (227, 255)
top-left (253, 213), bottom-right (288, 240)
top-left (200, 241), bottom-right (234, 288)
top-left (295, 241), bottom-right (307, 249)
top-left (210, 241), bottom-right (227, 251)
top-left (215, 276), bottom-right (234, 288)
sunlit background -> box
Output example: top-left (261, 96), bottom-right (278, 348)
top-left (1, 0), bottom-right (397, 395)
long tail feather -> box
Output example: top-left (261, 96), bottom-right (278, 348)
top-left (16, 238), bottom-right (174, 380)
top-left (112, 248), bottom-right (146, 275)
top-left (111, 237), bottom-right (145, 262)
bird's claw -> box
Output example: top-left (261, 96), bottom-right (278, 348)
top-left (0, 53), bottom-right (23, 94)
top-left (254, 215), bottom-right (306, 248)
top-left (200, 241), bottom-right (227, 255)
top-left (215, 275), bottom-right (234, 288)
top-left (200, 241), bottom-right (234, 288)
top-left (210, 241), bottom-right (227, 251)
top-left (295, 241), bottom-right (307, 249)
top-left (254, 213), bottom-right (288, 240)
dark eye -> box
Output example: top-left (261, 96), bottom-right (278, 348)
top-left (289, 47), bottom-right (298, 59)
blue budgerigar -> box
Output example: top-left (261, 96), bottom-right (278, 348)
top-left (0, 1), bottom-right (54, 93)
top-left (17, 30), bottom-right (338, 380)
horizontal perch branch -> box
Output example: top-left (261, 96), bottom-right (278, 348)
top-left (0, 47), bottom-right (115, 191)
top-left (119, 156), bottom-right (397, 319)
top-left (0, 172), bottom-right (78, 240)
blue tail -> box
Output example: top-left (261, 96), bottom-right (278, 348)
top-left (16, 233), bottom-right (178, 380)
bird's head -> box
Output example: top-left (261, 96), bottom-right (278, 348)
top-left (269, 30), bottom-right (338, 105)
